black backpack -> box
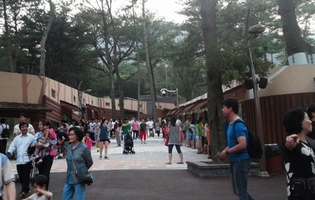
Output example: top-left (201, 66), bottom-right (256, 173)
top-left (1, 124), bottom-right (10, 138)
top-left (233, 120), bottom-right (263, 159)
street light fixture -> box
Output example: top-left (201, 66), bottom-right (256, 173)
top-left (160, 88), bottom-right (179, 108)
top-left (246, 24), bottom-right (269, 177)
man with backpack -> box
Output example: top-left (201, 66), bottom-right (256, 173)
top-left (219, 98), bottom-right (254, 200)
top-left (0, 118), bottom-right (10, 154)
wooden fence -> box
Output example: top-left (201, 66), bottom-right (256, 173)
top-left (242, 92), bottom-right (315, 146)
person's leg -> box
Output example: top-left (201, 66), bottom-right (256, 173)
top-left (185, 131), bottom-right (190, 146)
top-left (20, 162), bottom-right (32, 193)
top-left (175, 145), bottom-right (183, 163)
top-left (208, 145), bottom-right (212, 158)
top-left (95, 134), bottom-right (99, 152)
top-left (17, 165), bottom-right (24, 192)
top-left (104, 141), bottom-right (109, 158)
top-left (233, 159), bottom-right (253, 200)
top-left (99, 141), bottom-right (104, 158)
top-left (167, 145), bottom-right (174, 163)
top-left (37, 155), bottom-right (53, 189)
top-left (230, 162), bottom-right (237, 195)
top-left (74, 184), bottom-right (86, 200)
top-left (140, 131), bottom-right (144, 143)
top-left (115, 132), bottom-right (120, 146)
top-left (144, 131), bottom-right (147, 143)
top-left (62, 183), bottom-right (75, 200)
top-left (34, 147), bottom-right (40, 158)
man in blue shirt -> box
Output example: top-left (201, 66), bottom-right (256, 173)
top-left (219, 98), bottom-right (254, 200)
top-left (7, 122), bottom-right (34, 198)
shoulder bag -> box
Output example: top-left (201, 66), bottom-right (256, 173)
top-left (70, 148), bottom-right (94, 185)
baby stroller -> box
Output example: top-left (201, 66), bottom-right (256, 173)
top-left (123, 134), bottom-right (135, 154)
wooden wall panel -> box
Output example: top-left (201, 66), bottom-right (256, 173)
top-left (242, 93), bottom-right (315, 147)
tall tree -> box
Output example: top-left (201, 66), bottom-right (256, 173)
top-left (39, 0), bottom-right (55, 76)
top-left (142, 0), bottom-right (157, 121)
top-left (78, 0), bottom-right (139, 119)
top-left (277, 0), bottom-right (315, 57)
top-left (200, 0), bottom-right (226, 156)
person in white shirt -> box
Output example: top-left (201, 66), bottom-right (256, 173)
top-left (13, 113), bottom-right (35, 136)
top-left (7, 122), bottom-right (35, 199)
top-left (0, 118), bottom-right (9, 154)
top-left (23, 175), bottom-right (52, 200)
top-left (146, 118), bottom-right (154, 137)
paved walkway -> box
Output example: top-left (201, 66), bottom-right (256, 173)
top-left (12, 134), bottom-right (288, 199)
top-left (11, 135), bottom-right (212, 173)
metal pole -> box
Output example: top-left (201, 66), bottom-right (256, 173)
top-left (248, 42), bottom-right (269, 177)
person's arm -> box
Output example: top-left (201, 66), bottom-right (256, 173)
top-left (2, 154), bottom-right (16, 200)
top-left (7, 138), bottom-right (16, 156)
top-left (3, 182), bottom-right (16, 200)
top-left (285, 134), bottom-right (299, 151)
top-left (35, 188), bottom-right (53, 200)
top-left (83, 148), bottom-right (93, 169)
top-left (226, 136), bottom-right (247, 154)
top-left (59, 135), bottom-right (65, 144)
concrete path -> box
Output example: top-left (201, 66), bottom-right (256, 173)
top-left (11, 135), bottom-right (287, 199)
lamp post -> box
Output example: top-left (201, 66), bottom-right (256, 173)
top-left (160, 88), bottom-right (179, 108)
top-left (78, 81), bottom-right (92, 120)
top-left (247, 24), bottom-right (269, 177)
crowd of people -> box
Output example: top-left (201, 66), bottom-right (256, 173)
top-left (2, 98), bottom-right (315, 200)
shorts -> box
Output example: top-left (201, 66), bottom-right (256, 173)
top-left (38, 141), bottom-right (50, 148)
top-left (185, 130), bottom-right (193, 140)
top-left (191, 133), bottom-right (197, 141)
top-left (202, 136), bottom-right (207, 145)
top-left (100, 138), bottom-right (110, 142)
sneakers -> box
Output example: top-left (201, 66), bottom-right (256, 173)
top-left (20, 190), bottom-right (30, 198)
top-left (99, 156), bottom-right (102, 159)
top-left (97, 148), bottom-right (100, 152)
top-left (104, 156), bottom-right (109, 159)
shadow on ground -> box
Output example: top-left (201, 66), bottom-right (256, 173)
top-left (16, 170), bottom-right (287, 200)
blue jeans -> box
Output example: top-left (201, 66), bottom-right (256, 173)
top-left (230, 159), bottom-right (254, 200)
top-left (62, 183), bottom-right (86, 200)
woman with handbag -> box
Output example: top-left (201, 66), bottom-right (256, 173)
top-left (165, 116), bottom-right (184, 165)
top-left (62, 127), bottom-right (93, 200)
top-left (282, 107), bottom-right (315, 200)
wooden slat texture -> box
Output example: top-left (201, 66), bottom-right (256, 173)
top-left (242, 93), bottom-right (315, 146)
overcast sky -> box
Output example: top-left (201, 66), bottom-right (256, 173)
top-left (82, 0), bottom-right (187, 24)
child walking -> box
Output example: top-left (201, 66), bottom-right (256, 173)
top-left (23, 175), bottom-right (53, 200)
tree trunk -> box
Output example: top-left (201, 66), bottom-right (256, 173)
top-left (109, 67), bottom-right (116, 120)
top-left (277, 0), bottom-right (313, 56)
top-left (3, 0), bottom-right (15, 72)
top-left (39, 0), bottom-right (55, 76)
top-left (115, 68), bottom-right (125, 120)
top-left (142, 0), bottom-right (157, 121)
top-left (200, 0), bottom-right (226, 159)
